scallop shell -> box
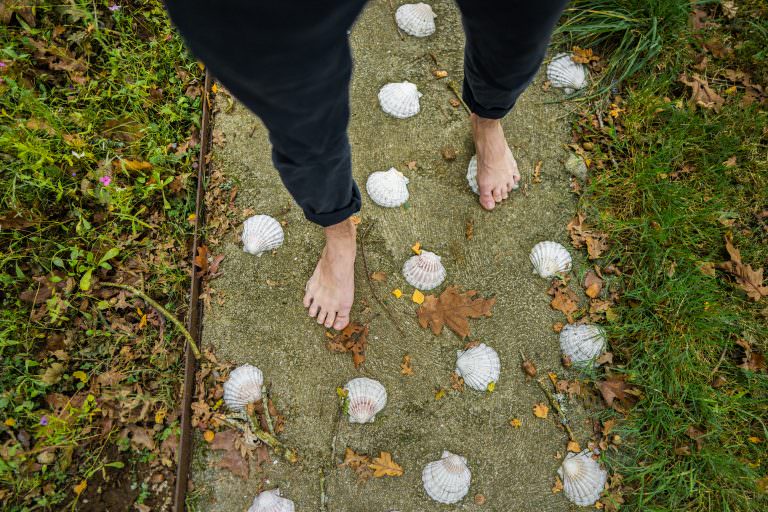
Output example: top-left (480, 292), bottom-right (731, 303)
top-left (455, 343), bottom-right (500, 391)
top-left (546, 53), bottom-right (588, 94)
top-left (402, 250), bottom-right (446, 290)
top-left (395, 3), bottom-right (437, 37)
top-left (241, 215), bottom-right (284, 256)
top-left (557, 450), bottom-right (607, 506)
top-left (378, 81), bottom-right (422, 119)
top-left (247, 488), bottom-right (295, 512)
top-left (529, 241), bottom-right (572, 278)
top-left (366, 167), bottom-right (410, 207)
top-left (422, 450), bottom-right (471, 504)
top-left (223, 364), bottom-right (263, 411)
top-left (560, 324), bottom-right (606, 366)
top-left (344, 377), bottom-right (387, 423)
top-left (466, 155), bottom-right (479, 195)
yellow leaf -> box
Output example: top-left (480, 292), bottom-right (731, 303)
top-left (486, 381), bottom-right (496, 393)
top-left (412, 289), bottom-right (425, 304)
top-left (725, 85), bottom-right (737, 95)
top-left (117, 159), bottom-right (152, 171)
top-left (203, 430), bottom-right (215, 443)
top-left (551, 476), bottom-right (563, 494)
top-left (510, 418), bottom-right (522, 428)
top-left (434, 388), bottom-right (446, 400)
top-left (533, 403), bottom-right (549, 418)
top-left (197, 61), bottom-right (205, 71)
top-left (4, 418), bottom-right (16, 427)
top-left (567, 440), bottom-right (581, 452)
top-left (368, 451), bottom-right (403, 477)
top-left (392, 288), bottom-right (403, 298)
top-left (411, 242), bottom-right (422, 255)
top-left (748, 436), bottom-right (762, 444)
top-left (138, 314), bottom-right (147, 329)
top-left (155, 408), bottom-right (167, 424)
top-left (211, 83), bottom-right (219, 94)
top-left (548, 372), bottom-right (558, 386)
top-left (336, 387), bottom-right (349, 398)
top-left (72, 371), bottom-right (88, 383)
top-left (595, 501), bottom-right (604, 509)
top-left (73, 480), bottom-right (87, 496)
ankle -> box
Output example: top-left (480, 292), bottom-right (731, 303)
top-left (471, 113), bottom-right (501, 130)
top-left (323, 218), bottom-right (357, 246)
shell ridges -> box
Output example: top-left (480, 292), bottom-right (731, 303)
top-left (422, 450), bottom-right (471, 504)
top-left (223, 364), bottom-right (264, 411)
top-left (247, 488), bottom-right (295, 512)
top-left (395, 3), bottom-right (437, 37)
top-left (547, 53), bottom-right (588, 94)
top-left (241, 215), bottom-right (284, 256)
top-left (378, 81), bottom-right (422, 119)
top-left (366, 167), bottom-right (410, 207)
top-left (529, 241), bottom-right (572, 278)
top-left (455, 343), bottom-right (500, 391)
top-left (557, 450), bottom-right (607, 506)
top-left (402, 250), bottom-right (446, 291)
top-left (560, 323), bottom-right (606, 366)
top-left (344, 377), bottom-right (387, 424)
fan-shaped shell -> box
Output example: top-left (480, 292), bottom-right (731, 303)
top-left (466, 155), bottom-right (479, 195)
top-left (344, 377), bottom-right (387, 423)
top-left (223, 364), bottom-right (263, 411)
top-left (378, 81), bottom-right (422, 119)
top-left (402, 250), bottom-right (446, 290)
top-left (529, 241), bottom-right (572, 278)
top-left (557, 450), bottom-right (607, 506)
top-left (366, 167), bottom-right (410, 207)
top-left (422, 450), bottom-right (471, 504)
top-left (241, 215), bottom-right (284, 256)
top-left (455, 343), bottom-right (500, 391)
top-left (560, 324), bottom-right (606, 366)
top-left (395, 3), bottom-right (437, 37)
top-left (546, 53), bottom-right (588, 94)
top-left (247, 488), bottom-right (295, 512)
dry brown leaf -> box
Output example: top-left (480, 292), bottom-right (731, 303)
top-left (341, 447), bottom-right (370, 468)
top-left (533, 403), bottom-right (549, 419)
top-left (216, 447), bottom-right (249, 479)
top-left (521, 359), bottom-right (537, 377)
top-left (567, 440), bottom-right (581, 452)
top-left (686, 425), bottom-right (706, 451)
top-left (450, 371), bottom-right (465, 391)
top-left (584, 270), bottom-right (603, 298)
top-left (194, 245), bottom-right (209, 277)
top-left (417, 285), bottom-right (496, 339)
top-left (400, 355), bottom-right (414, 376)
top-left (717, 234), bottom-right (768, 301)
top-left (679, 74), bottom-right (725, 112)
top-left (551, 477), bottom-right (564, 494)
top-left (371, 271), bottom-right (387, 282)
top-left (325, 323), bottom-right (369, 368)
top-left (533, 160), bottom-right (543, 184)
top-left (369, 451), bottom-right (403, 477)
top-left (432, 69), bottom-right (448, 79)
top-left (548, 280), bottom-right (580, 322)
top-left (442, 145), bottom-right (457, 161)
top-left (567, 213), bottom-right (609, 259)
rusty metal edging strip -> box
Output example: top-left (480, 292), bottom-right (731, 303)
top-left (173, 69), bottom-right (212, 512)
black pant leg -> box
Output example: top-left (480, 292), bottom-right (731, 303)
top-left (454, 0), bottom-right (570, 119)
top-left (164, 0), bottom-right (367, 226)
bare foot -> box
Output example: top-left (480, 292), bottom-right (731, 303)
top-left (471, 113), bottom-right (520, 210)
top-left (303, 218), bottom-right (356, 330)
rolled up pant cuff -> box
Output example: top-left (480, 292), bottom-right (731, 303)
top-left (302, 184), bottom-right (361, 227)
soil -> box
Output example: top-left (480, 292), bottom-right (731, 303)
top-left (190, 1), bottom-right (590, 511)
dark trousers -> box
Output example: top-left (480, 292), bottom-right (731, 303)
top-left (164, 0), bottom-right (569, 226)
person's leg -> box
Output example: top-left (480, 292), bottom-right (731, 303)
top-left (455, 0), bottom-right (570, 210)
top-left (164, 0), bottom-right (367, 330)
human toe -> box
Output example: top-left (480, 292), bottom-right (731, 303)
top-left (324, 311), bottom-right (337, 329)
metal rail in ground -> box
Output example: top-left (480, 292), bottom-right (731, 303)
top-left (173, 70), bottom-right (212, 512)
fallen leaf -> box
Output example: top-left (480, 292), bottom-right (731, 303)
top-left (722, 156), bottom-right (737, 168)
top-left (717, 234), bottom-right (768, 301)
top-left (432, 69), bottom-right (448, 79)
top-left (521, 359), bottom-right (537, 377)
top-left (371, 271), bottom-right (387, 282)
top-left (474, 494), bottom-right (486, 505)
top-left (567, 440), bottom-right (581, 452)
top-left (325, 323), bottom-right (369, 368)
top-left (584, 270), bottom-right (603, 298)
top-left (203, 430), bottom-right (215, 443)
top-left (533, 403), bottom-right (549, 419)
top-left (73, 480), bottom-right (87, 496)
top-left (406, 161), bottom-right (417, 171)
top-left (400, 355), bottom-right (414, 376)
top-left (441, 145), bottom-right (457, 161)
top-left (674, 445), bottom-right (691, 456)
top-left (417, 285), bottom-right (496, 339)
top-left (434, 388), bottom-right (446, 400)
top-left (411, 242), bottom-right (422, 255)
top-left (548, 280), bottom-right (580, 322)
top-left (465, 219), bottom-right (474, 240)
top-left (721, 1), bottom-right (737, 18)
top-left (194, 245), bottom-right (209, 277)
top-left (392, 288), bottom-right (403, 298)
top-left (595, 352), bottom-right (613, 366)
top-left (510, 418), bottom-right (522, 428)
top-left (533, 160), bottom-right (543, 184)
top-left (369, 451), bottom-right (403, 477)
top-left (748, 436), bottom-right (762, 444)
top-left (412, 289), bottom-right (425, 304)
top-left (551, 477), bottom-right (564, 494)
top-left (114, 159), bottom-right (152, 172)
top-left (216, 447), bottom-right (249, 479)
top-left (449, 371), bottom-right (464, 391)
top-left (679, 73), bottom-right (725, 112)
top-left (341, 447), bottom-right (370, 468)
top-left (686, 425), bottom-right (706, 451)
top-left (449, 98), bottom-right (461, 107)
top-left (567, 213), bottom-right (610, 259)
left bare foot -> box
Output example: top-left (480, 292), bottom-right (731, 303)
top-left (471, 113), bottom-right (520, 210)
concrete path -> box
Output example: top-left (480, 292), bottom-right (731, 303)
top-left (191, 1), bottom-right (587, 510)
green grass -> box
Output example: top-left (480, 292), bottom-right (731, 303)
top-left (562, 2), bottom-right (768, 510)
top-left (0, 1), bottom-right (202, 509)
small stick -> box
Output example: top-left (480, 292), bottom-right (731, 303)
top-left (536, 379), bottom-right (576, 442)
top-left (226, 413), bottom-right (298, 463)
top-left (360, 222), bottom-right (405, 336)
top-left (261, 385), bottom-right (275, 435)
top-left (709, 347), bottom-right (728, 379)
top-left (447, 80), bottom-right (471, 115)
top-left (101, 281), bottom-right (201, 359)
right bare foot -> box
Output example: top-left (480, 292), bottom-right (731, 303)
top-left (302, 218), bottom-right (356, 330)
top-left (471, 113), bottom-right (521, 210)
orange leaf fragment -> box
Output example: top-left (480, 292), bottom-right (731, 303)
top-left (369, 451), bottom-right (403, 478)
top-left (411, 242), bottom-right (422, 255)
top-left (371, 271), bottom-right (387, 282)
top-left (203, 430), bottom-right (215, 443)
top-left (567, 440), bottom-right (581, 452)
top-left (533, 403), bottom-right (549, 418)
top-left (392, 288), bottom-right (403, 298)
top-left (73, 480), bottom-right (87, 496)
top-left (400, 355), bottom-right (414, 376)
top-left (510, 418), bottom-right (522, 428)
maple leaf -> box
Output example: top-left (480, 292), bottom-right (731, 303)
top-left (417, 285), bottom-right (496, 339)
top-left (400, 355), bottom-right (414, 376)
top-left (717, 234), bottom-right (768, 301)
top-left (325, 323), bottom-right (369, 368)
top-left (369, 451), bottom-right (403, 477)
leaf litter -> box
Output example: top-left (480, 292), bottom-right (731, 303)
top-left (417, 285), bottom-right (496, 339)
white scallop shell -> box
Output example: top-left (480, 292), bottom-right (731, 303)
top-left (378, 81), bottom-right (422, 119)
top-left (557, 450), bottom-right (607, 506)
top-left (366, 167), bottom-right (410, 207)
top-left (247, 488), bottom-right (295, 512)
top-left (560, 324), bottom-right (606, 366)
top-left (546, 53), bottom-right (588, 94)
top-left (241, 215), bottom-right (284, 256)
top-left (344, 377), bottom-right (387, 423)
top-left (402, 250), bottom-right (446, 290)
top-left (455, 343), bottom-right (500, 391)
top-left (223, 364), bottom-right (263, 411)
top-left (422, 450), bottom-right (471, 504)
top-left (395, 3), bottom-right (437, 37)
top-left (529, 241), bottom-right (572, 278)
top-left (466, 155), bottom-right (479, 195)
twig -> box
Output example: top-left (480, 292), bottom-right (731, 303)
top-left (709, 347), bottom-right (728, 379)
top-left (359, 222), bottom-right (405, 336)
top-left (536, 379), bottom-right (576, 442)
top-left (319, 468), bottom-right (328, 512)
top-left (447, 80), bottom-right (471, 115)
top-left (261, 385), bottom-right (275, 435)
top-left (223, 413), bottom-right (298, 463)
top-left (101, 281), bottom-right (201, 359)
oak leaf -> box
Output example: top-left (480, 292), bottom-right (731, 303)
top-left (325, 323), bottom-right (368, 368)
top-left (369, 451), bottom-right (403, 477)
top-left (417, 285), bottom-right (496, 339)
top-left (717, 234), bottom-right (768, 301)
